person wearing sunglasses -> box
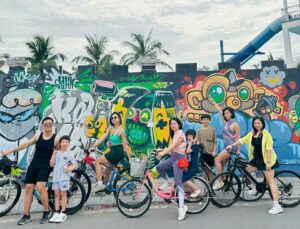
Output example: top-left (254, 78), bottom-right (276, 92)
top-left (1, 117), bottom-right (60, 225)
top-left (89, 112), bottom-right (131, 194)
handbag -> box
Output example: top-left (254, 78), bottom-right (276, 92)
top-left (174, 153), bottom-right (189, 169)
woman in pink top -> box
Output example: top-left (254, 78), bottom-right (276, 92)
top-left (157, 117), bottom-right (188, 221)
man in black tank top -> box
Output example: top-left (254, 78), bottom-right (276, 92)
top-left (1, 117), bottom-right (59, 225)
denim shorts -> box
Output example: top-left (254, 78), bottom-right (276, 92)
top-left (52, 180), bottom-right (70, 191)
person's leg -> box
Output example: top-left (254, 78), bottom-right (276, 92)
top-left (215, 150), bottom-right (231, 174)
top-left (23, 184), bottom-right (35, 215)
top-left (104, 164), bottom-right (113, 184)
top-left (172, 157), bottom-right (188, 220)
top-left (60, 191), bottom-right (67, 212)
top-left (95, 155), bottom-right (110, 183)
top-left (156, 157), bottom-right (172, 180)
top-left (54, 190), bottom-right (60, 212)
top-left (36, 182), bottom-right (49, 211)
top-left (264, 169), bottom-right (283, 214)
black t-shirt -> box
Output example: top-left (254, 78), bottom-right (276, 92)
top-left (251, 134), bottom-right (263, 159)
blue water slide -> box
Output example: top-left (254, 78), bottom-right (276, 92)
top-left (226, 17), bottom-right (283, 65)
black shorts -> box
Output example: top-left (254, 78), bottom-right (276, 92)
top-left (200, 153), bottom-right (215, 167)
top-left (25, 161), bottom-right (52, 184)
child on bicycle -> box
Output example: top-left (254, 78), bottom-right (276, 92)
top-left (49, 136), bottom-right (77, 223)
top-left (182, 129), bottom-right (201, 198)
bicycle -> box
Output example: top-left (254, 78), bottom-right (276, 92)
top-left (116, 150), bottom-right (211, 218)
top-left (72, 148), bottom-right (132, 202)
top-left (0, 157), bottom-right (86, 217)
top-left (210, 151), bottom-right (300, 208)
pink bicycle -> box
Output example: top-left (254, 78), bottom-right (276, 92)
top-left (116, 150), bottom-right (210, 218)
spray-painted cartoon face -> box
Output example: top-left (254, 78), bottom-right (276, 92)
top-left (201, 69), bottom-right (265, 112)
top-left (84, 115), bottom-right (108, 139)
top-left (0, 75), bottom-right (42, 140)
top-left (126, 94), bottom-right (153, 148)
top-left (152, 91), bottom-right (176, 148)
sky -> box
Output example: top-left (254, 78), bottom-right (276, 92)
top-left (0, 0), bottom-right (300, 72)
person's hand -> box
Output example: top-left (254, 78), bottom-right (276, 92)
top-left (266, 163), bottom-right (272, 171)
top-left (226, 145), bottom-right (232, 151)
top-left (212, 151), bottom-right (216, 157)
top-left (157, 150), bottom-right (165, 159)
top-left (1, 150), bottom-right (10, 156)
top-left (106, 141), bottom-right (111, 148)
top-left (236, 150), bottom-right (241, 156)
top-left (64, 166), bottom-right (73, 174)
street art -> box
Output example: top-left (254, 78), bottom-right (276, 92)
top-left (1, 63), bottom-right (300, 172)
top-left (259, 66), bottom-right (286, 88)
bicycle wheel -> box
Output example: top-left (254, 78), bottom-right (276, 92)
top-left (184, 177), bottom-right (210, 214)
top-left (239, 170), bottom-right (266, 202)
top-left (116, 178), bottom-right (152, 218)
top-left (210, 172), bottom-right (241, 208)
top-left (48, 177), bottom-right (86, 215)
top-left (275, 170), bottom-right (300, 208)
top-left (73, 169), bottom-right (91, 202)
top-left (199, 165), bottom-right (210, 182)
top-left (112, 167), bottom-right (132, 198)
top-left (0, 179), bottom-right (22, 217)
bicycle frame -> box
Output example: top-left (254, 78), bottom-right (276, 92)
top-left (138, 170), bottom-right (176, 200)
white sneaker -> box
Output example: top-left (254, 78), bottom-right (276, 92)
top-left (268, 205), bottom-right (283, 215)
top-left (49, 212), bottom-right (60, 223)
top-left (213, 180), bottom-right (224, 190)
top-left (190, 189), bottom-right (201, 198)
top-left (92, 183), bottom-right (106, 194)
top-left (55, 213), bottom-right (67, 223)
top-left (247, 188), bottom-right (257, 195)
top-left (178, 205), bottom-right (188, 221)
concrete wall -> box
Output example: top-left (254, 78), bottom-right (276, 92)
top-left (1, 61), bottom-right (300, 172)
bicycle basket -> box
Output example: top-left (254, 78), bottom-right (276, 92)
top-left (0, 157), bottom-right (13, 175)
top-left (237, 158), bottom-right (248, 169)
top-left (129, 158), bottom-right (146, 177)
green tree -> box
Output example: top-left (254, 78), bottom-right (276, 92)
top-left (267, 52), bottom-right (274, 61)
top-left (72, 35), bottom-right (118, 74)
top-left (25, 35), bottom-right (66, 77)
top-left (120, 30), bottom-right (172, 70)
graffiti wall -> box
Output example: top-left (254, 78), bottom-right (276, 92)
top-left (1, 61), bottom-right (300, 172)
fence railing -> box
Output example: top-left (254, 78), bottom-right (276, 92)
top-left (282, 4), bottom-right (300, 22)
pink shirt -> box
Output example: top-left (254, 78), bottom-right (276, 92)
top-left (172, 130), bottom-right (186, 154)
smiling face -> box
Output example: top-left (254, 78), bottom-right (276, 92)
top-left (253, 119), bottom-right (263, 132)
top-left (110, 113), bottom-right (121, 126)
top-left (170, 120), bottom-right (180, 132)
top-left (42, 119), bottom-right (54, 133)
top-left (223, 109), bottom-right (233, 121)
top-left (60, 139), bottom-right (70, 151)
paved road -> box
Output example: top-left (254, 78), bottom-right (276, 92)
top-left (1, 202), bottom-right (299, 229)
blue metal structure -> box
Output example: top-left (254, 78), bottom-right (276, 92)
top-left (223, 17), bottom-right (283, 65)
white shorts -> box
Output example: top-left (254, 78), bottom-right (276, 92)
top-left (52, 180), bottom-right (70, 191)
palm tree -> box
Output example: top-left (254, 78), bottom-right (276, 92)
top-left (0, 37), bottom-right (10, 69)
top-left (72, 35), bottom-right (118, 74)
top-left (120, 30), bottom-right (172, 70)
top-left (25, 35), bottom-right (66, 76)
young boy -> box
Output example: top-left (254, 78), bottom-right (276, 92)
top-left (197, 114), bottom-right (217, 181)
top-left (49, 136), bottom-right (77, 223)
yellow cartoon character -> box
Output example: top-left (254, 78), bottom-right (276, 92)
top-left (84, 115), bottom-right (108, 139)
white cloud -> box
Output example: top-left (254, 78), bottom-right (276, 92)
top-left (0, 0), bottom-right (296, 71)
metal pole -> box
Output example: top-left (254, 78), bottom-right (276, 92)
top-left (220, 40), bottom-right (224, 62)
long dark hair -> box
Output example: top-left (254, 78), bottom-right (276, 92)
top-left (223, 107), bottom-right (235, 121)
top-left (252, 116), bottom-right (265, 135)
top-left (109, 112), bottom-right (122, 126)
top-left (169, 117), bottom-right (183, 139)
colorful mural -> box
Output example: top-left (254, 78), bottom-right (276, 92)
top-left (1, 62), bottom-right (300, 172)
